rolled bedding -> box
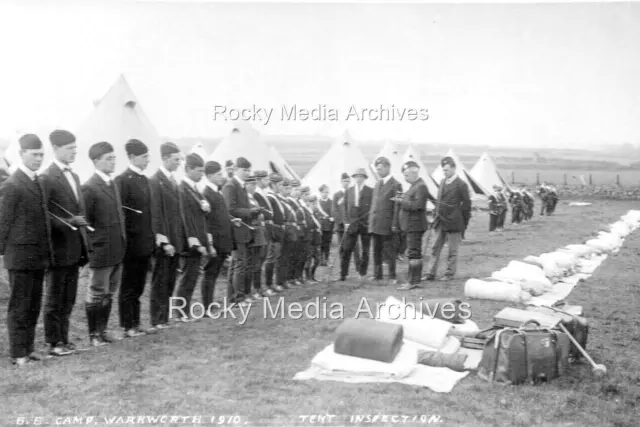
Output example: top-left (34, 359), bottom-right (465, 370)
top-left (418, 350), bottom-right (468, 372)
top-left (378, 296), bottom-right (451, 350)
top-left (561, 244), bottom-right (598, 259)
top-left (464, 278), bottom-right (531, 304)
top-left (334, 318), bottom-right (404, 363)
top-left (609, 221), bottom-right (632, 239)
top-left (448, 319), bottom-right (480, 338)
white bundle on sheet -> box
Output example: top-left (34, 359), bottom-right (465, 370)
top-left (448, 319), bottom-right (480, 338)
top-left (621, 210), bottom-right (640, 229)
top-left (540, 251), bottom-right (578, 273)
top-left (491, 260), bottom-right (553, 294)
top-left (528, 255), bottom-right (564, 281)
top-left (561, 244), bottom-right (598, 259)
top-left (522, 255), bottom-right (544, 269)
top-left (587, 232), bottom-right (623, 253)
top-left (464, 278), bottom-right (531, 303)
top-left (609, 221), bottom-right (632, 239)
top-left (377, 297), bottom-right (452, 350)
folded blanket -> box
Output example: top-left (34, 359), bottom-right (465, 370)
top-left (465, 278), bottom-right (531, 304)
top-left (448, 319), bottom-right (481, 338)
top-left (377, 297), bottom-right (451, 349)
top-left (334, 318), bottom-right (403, 363)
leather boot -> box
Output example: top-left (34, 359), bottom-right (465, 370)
top-left (86, 304), bottom-right (97, 337)
top-left (410, 259), bottom-right (423, 286)
top-left (265, 263), bottom-right (274, 289)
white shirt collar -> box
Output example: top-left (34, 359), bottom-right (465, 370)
top-left (234, 175), bottom-right (245, 187)
top-left (54, 159), bottom-right (72, 172)
top-left (255, 186), bottom-right (266, 197)
top-left (19, 164), bottom-right (37, 180)
top-left (205, 180), bottom-right (219, 192)
top-left (129, 164), bottom-right (145, 175)
top-left (445, 174), bottom-right (459, 185)
top-left (182, 176), bottom-right (198, 190)
top-left (381, 174), bottom-right (391, 185)
top-left (95, 170), bottom-right (111, 184)
top-left (160, 166), bottom-right (173, 179)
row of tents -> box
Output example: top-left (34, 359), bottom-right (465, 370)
top-left (2, 74), bottom-right (508, 201)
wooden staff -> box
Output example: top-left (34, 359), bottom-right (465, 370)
top-left (49, 200), bottom-right (95, 232)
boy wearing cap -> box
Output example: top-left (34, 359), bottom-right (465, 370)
top-left (286, 180), bottom-right (308, 285)
top-left (175, 153), bottom-right (211, 321)
top-left (488, 185), bottom-right (501, 232)
top-left (304, 193), bottom-right (323, 282)
top-left (340, 168), bottom-right (373, 281)
top-left (148, 142), bottom-right (183, 330)
top-left (252, 170), bottom-right (277, 296)
top-left (114, 139), bottom-right (154, 337)
top-left (263, 173), bottom-right (286, 293)
top-left (81, 141), bottom-right (126, 346)
top-left (276, 178), bottom-right (299, 288)
top-left (0, 134), bottom-right (53, 365)
top-left (246, 175), bottom-right (269, 299)
top-left (425, 156), bottom-right (471, 282)
top-left (201, 161), bottom-right (234, 314)
top-left (497, 186), bottom-right (508, 231)
top-left (42, 130), bottom-right (89, 356)
top-left (317, 184), bottom-right (334, 266)
top-left (369, 157), bottom-right (403, 286)
top-left (223, 157), bottom-right (261, 306)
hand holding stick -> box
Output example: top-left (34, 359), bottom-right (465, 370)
top-left (50, 201), bottom-right (95, 232)
top-left (48, 211), bottom-right (77, 231)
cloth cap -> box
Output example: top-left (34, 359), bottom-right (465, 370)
top-left (160, 142), bottom-right (180, 156)
top-left (319, 184), bottom-right (329, 192)
top-left (205, 161), bottom-right (221, 175)
top-left (374, 156), bottom-right (390, 167)
top-left (254, 170), bottom-right (268, 178)
top-left (441, 156), bottom-right (456, 168)
top-left (185, 153), bottom-right (204, 169)
top-left (89, 141), bottom-right (114, 160)
top-left (125, 139), bottom-right (148, 156)
top-left (308, 194), bottom-right (317, 202)
top-left (269, 173), bottom-right (283, 183)
top-left (340, 172), bottom-right (350, 181)
top-left (236, 157), bottom-right (251, 169)
top-left (245, 175), bottom-right (257, 183)
top-left (225, 159), bottom-right (234, 167)
top-left (352, 168), bottom-right (368, 178)
top-left (19, 134), bottom-right (43, 150)
top-left (49, 130), bottom-right (75, 147)
top-left (402, 161), bottom-right (420, 172)
top-left (281, 178), bottom-right (291, 187)
top-left (290, 179), bottom-right (301, 187)
top-left (300, 186), bottom-right (310, 194)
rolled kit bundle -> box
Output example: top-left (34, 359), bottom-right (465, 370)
top-left (465, 278), bottom-right (531, 304)
top-left (378, 296), bottom-right (452, 350)
top-left (418, 350), bottom-right (468, 372)
top-left (334, 318), bottom-right (404, 363)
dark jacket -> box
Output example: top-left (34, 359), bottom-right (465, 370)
top-left (288, 197), bottom-right (309, 240)
top-left (148, 170), bottom-right (185, 254)
top-left (368, 176), bottom-right (402, 235)
top-left (253, 189), bottom-right (273, 241)
top-left (318, 197), bottom-right (334, 231)
top-left (344, 184), bottom-right (373, 233)
top-left (82, 173), bottom-right (126, 268)
top-left (0, 169), bottom-right (52, 270)
top-left (278, 194), bottom-right (299, 241)
top-left (399, 177), bottom-right (430, 233)
top-left (265, 190), bottom-right (285, 242)
top-left (332, 189), bottom-right (346, 230)
top-left (180, 180), bottom-right (209, 253)
top-left (114, 167), bottom-right (155, 259)
top-left (222, 176), bottom-right (254, 244)
top-left (433, 176), bottom-right (471, 233)
top-left (202, 184), bottom-right (234, 254)
top-left (42, 162), bottom-right (89, 267)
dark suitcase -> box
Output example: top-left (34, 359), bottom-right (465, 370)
top-left (525, 304), bottom-right (589, 363)
top-left (477, 320), bottom-right (570, 385)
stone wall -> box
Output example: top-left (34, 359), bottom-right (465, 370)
top-left (556, 184), bottom-right (640, 200)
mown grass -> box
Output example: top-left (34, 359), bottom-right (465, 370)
top-left (0, 198), bottom-right (638, 426)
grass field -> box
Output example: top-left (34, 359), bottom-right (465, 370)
top-left (1, 198), bottom-right (639, 426)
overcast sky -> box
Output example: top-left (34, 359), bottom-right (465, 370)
top-left (1, 0), bottom-right (639, 148)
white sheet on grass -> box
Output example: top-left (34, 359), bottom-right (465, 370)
top-left (293, 342), bottom-right (469, 393)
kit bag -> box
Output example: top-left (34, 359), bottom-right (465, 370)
top-left (477, 321), bottom-right (570, 385)
top-left (525, 304), bottom-right (589, 363)
top-left (460, 326), bottom-right (503, 349)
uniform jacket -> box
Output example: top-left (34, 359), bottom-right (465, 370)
top-left (42, 162), bottom-right (89, 267)
top-left (433, 176), bottom-right (471, 233)
top-left (180, 180), bottom-right (209, 254)
top-left (278, 194), bottom-right (298, 241)
top-left (149, 170), bottom-right (185, 254)
top-left (222, 177), bottom-right (254, 245)
top-left (344, 184), bottom-right (373, 233)
top-left (0, 169), bottom-right (52, 270)
top-left (247, 192), bottom-right (268, 247)
top-left (288, 197), bottom-right (309, 240)
top-left (265, 189), bottom-right (285, 242)
top-left (253, 189), bottom-right (273, 241)
top-left (399, 177), bottom-right (430, 233)
top-left (488, 193), bottom-right (500, 216)
top-left (317, 197), bottom-right (334, 231)
top-left (114, 168), bottom-right (155, 259)
top-left (82, 173), bottom-right (126, 268)
top-left (202, 184), bottom-right (234, 254)
top-left (368, 176), bottom-right (402, 235)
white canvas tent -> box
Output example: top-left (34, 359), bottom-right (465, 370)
top-left (207, 122), bottom-right (298, 180)
top-left (268, 145), bottom-right (300, 181)
top-left (73, 75), bottom-right (164, 183)
top-left (3, 127), bottom-right (57, 174)
top-left (431, 148), bottom-right (489, 197)
top-left (402, 144), bottom-right (439, 209)
top-left (470, 152), bottom-right (508, 191)
top-left (303, 130), bottom-right (376, 195)
top-left (371, 140), bottom-right (405, 189)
